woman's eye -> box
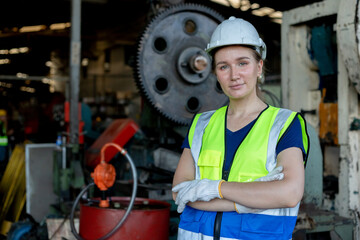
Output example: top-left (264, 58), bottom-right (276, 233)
top-left (219, 65), bottom-right (228, 70)
top-left (238, 62), bottom-right (248, 66)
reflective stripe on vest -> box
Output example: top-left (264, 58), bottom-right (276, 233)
top-left (0, 122), bottom-right (7, 147)
top-left (190, 110), bottom-right (216, 180)
top-left (265, 108), bottom-right (293, 172)
top-left (178, 228), bottom-right (239, 240)
top-left (0, 136), bottom-right (8, 146)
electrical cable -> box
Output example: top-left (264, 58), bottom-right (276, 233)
top-left (260, 88), bottom-right (282, 107)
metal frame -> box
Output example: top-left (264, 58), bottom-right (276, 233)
top-left (69, 0), bottom-right (81, 145)
top-left (281, 0), bottom-right (359, 238)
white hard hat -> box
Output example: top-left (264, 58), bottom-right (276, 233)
top-left (205, 16), bottom-right (267, 60)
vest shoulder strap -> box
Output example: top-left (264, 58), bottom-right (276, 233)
top-left (266, 108), bottom-right (294, 172)
top-left (190, 110), bottom-right (216, 179)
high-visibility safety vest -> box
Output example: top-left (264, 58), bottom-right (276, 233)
top-left (178, 105), bottom-right (309, 240)
top-left (0, 121), bottom-right (8, 147)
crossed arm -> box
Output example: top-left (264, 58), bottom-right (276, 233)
top-left (172, 147), bottom-right (305, 212)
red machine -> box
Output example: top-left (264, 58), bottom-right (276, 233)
top-left (72, 143), bottom-right (170, 240)
top-left (79, 197), bottom-right (170, 240)
top-left (85, 118), bottom-right (139, 168)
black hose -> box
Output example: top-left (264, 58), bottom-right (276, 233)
top-left (70, 151), bottom-right (138, 240)
top-left (261, 88), bottom-right (282, 107)
top-left (70, 182), bottom-right (94, 240)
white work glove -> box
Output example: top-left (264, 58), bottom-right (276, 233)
top-left (234, 165), bottom-right (284, 214)
top-left (172, 179), bottom-right (223, 213)
top-left (234, 203), bottom-right (263, 214)
top-left (254, 165), bottom-right (284, 182)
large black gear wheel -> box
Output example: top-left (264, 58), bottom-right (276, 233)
top-left (134, 3), bottom-right (228, 125)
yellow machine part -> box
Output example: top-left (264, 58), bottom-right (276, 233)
top-left (0, 145), bottom-right (26, 236)
top-left (319, 90), bottom-right (338, 145)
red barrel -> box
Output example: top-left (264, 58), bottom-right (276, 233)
top-left (79, 197), bottom-right (170, 240)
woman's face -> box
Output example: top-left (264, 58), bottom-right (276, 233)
top-left (214, 45), bottom-right (263, 101)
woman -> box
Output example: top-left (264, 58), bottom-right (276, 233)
top-left (172, 17), bottom-right (309, 240)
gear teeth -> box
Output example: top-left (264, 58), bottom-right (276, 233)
top-left (133, 3), bottom-right (225, 125)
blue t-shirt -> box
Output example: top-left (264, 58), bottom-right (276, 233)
top-left (182, 116), bottom-right (305, 171)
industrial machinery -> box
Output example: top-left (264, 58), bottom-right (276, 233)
top-left (70, 143), bottom-right (171, 240)
top-left (60, 1), bottom-right (360, 239)
top-left (134, 3), bottom-right (228, 125)
top-left (61, 4), bottom-right (230, 240)
top-left (133, 1), bottom-right (360, 239)
top-left (132, 4), bottom-right (229, 237)
top-left (282, 0), bottom-right (360, 238)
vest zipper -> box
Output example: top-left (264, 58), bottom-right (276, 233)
top-left (213, 105), bottom-right (267, 239)
top-left (213, 106), bottom-right (230, 240)
top-left (213, 212), bottom-right (223, 240)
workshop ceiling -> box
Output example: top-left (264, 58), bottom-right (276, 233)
top-left (0, 0), bottom-right (322, 35)
top-left (0, 0), bottom-right (322, 77)
top-left (0, 0), bottom-right (149, 42)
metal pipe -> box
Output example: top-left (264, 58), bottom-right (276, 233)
top-left (69, 0), bottom-right (81, 144)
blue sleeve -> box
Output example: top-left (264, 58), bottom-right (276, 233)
top-left (181, 133), bottom-right (190, 149)
top-left (276, 116), bottom-right (306, 159)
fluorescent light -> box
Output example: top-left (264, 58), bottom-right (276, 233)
top-left (19, 25), bottom-right (46, 33)
top-left (82, 58), bottom-right (89, 66)
top-left (269, 11), bottom-right (283, 18)
top-left (0, 59), bottom-right (10, 65)
top-left (0, 50), bottom-right (9, 55)
top-left (271, 18), bottom-right (282, 24)
top-left (50, 22), bottom-right (71, 30)
top-left (252, 7), bottom-right (275, 17)
top-left (20, 86), bottom-right (35, 93)
top-left (251, 3), bottom-right (260, 9)
top-left (241, 5), bottom-right (251, 11)
top-left (0, 47), bottom-right (28, 55)
top-left (42, 78), bottom-right (55, 84)
top-left (19, 47), bottom-right (29, 53)
top-left (0, 82), bottom-right (12, 88)
top-left (240, 0), bottom-right (251, 11)
top-left (210, 0), bottom-right (230, 7)
top-left (229, 0), bottom-right (241, 8)
top-left (9, 48), bottom-right (20, 54)
top-left (16, 73), bottom-right (28, 79)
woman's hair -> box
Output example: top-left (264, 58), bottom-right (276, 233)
top-left (249, 47), bottom-right (265, 99)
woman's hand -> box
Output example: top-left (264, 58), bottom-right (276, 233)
top-left (172, 179), bottom-right (223, 213)
top-left (254, 166), bottom-right (284, 182)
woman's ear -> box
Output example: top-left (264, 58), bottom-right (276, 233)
top-left (257, 59), bottom-right (263, 76)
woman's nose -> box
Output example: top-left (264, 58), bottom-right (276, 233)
top-left (231, 67), bottom-right (240, 81)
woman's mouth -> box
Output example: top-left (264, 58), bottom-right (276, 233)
top-left (230, 83), bottom-right (244, 89)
